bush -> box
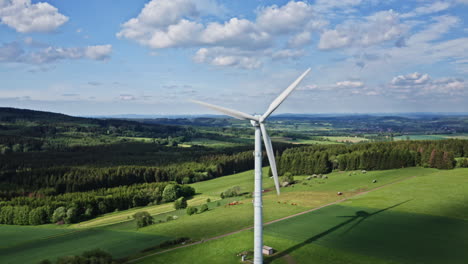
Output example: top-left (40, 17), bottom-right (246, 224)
top-left (174, 197), bottom-right (187, 210)
top-left (52, 249), bottom-right (114, 264)
top-left (133, 211), bottom-right (154, 228)
top-left (186, 206), bottom-right (198, 216)
top-left (281, 172), bottom-right (294, 184)
top-left (220, 186), bottom-right (242, 198)
top-left (206, 198), bottom-right (211, 203)
top-left (200, 204), bottom-right (208, 213)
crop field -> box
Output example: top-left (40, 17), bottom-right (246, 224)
top-left (1, 168), bottom-right (466, 264)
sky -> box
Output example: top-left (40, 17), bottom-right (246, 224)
top-left (0, 0), bottom-right (467, 116)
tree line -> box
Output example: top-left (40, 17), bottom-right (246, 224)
top-left (278, 139), bottom-right (468, 175)
top-left (0, 182), bottom-right (194, 225)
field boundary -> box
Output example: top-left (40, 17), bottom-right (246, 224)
top-left (127, 175), bottom-right (417, 263)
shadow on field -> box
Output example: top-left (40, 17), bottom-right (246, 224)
top-left (265, 199), bottom-right (468, 264)
top-left (265, 200), bottom-right (410, 263)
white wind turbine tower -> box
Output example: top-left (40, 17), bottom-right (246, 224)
top-left (191, 68), bottom-right (311, 264)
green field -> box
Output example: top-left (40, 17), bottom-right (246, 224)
top-left (1, 168), bottom-right (467, 264)
top-left (394, 134), bottom-right (468, 141)
top-left (133, 168), bottom-right (468, 264)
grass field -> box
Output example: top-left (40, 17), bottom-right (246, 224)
top-left (324, 136), bottom-right (369, 143)
top-left (394, 134), bottom-right (468, 141)
top-left (1, 168), bottom-right (467, 264)
top-left (132, 168), bottom-right (468, 264)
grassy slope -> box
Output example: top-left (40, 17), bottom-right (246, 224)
top-left (1, 168), bottom-right (466, 264)
top-left (134, 168), bottom-right (468, 264)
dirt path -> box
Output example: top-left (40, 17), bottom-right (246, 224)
top-left (127, 175), bottom-right (416, 263)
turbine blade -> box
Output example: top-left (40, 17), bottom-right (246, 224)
top-left (190, 100), bottom-right (259, 121)
top-left (260, 123), bottom-right (280, 195)
top-left (261, 68), bottom-right (311, 121)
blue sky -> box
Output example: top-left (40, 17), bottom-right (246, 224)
top-left (0, 0), bottom-right (467, 116)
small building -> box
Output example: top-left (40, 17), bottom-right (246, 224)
top-left (263, 246), bottom-right (274, 255)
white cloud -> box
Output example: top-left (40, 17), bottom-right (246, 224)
top-left (407, 15), bottom-right (459, 44)
top-left (288, 31), bottom-right (312, 48)
top-left (117, 0), bottom-right (323, 68)
top-left (84, 45), bottom-right (112, 60)
top-left (391, 72), bottom-right (430, 86)
top-left (389, 73), bottom-right (466, 96)
top-left (336, 80), bottom-right (365, 88)
top-left (401, 1), bottom-right (451, 18)
top-left (0, 0), bottom-right (68, 33)
top-left (193, 47), bottom-right (262, 69)
top-left (318, 10), bottom-right (406, 50)
top-left (200, 18), bottom-right (270, 49)
top-left (0, 42), bottom-right (112, 64)
top-left (256, 1), bottom-right (315, 34)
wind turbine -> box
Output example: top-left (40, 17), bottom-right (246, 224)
top-left (191, 68), bottom-right (311, 264)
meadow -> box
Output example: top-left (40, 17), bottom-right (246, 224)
top-left (2, 167), bottom-right (466, 263)
top-left (132, 168), bottom-right (468, 264)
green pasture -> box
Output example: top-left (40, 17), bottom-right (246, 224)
top-left (394, 134), bottom-right (468, 141)
top-left (1, 167), bottom-right (467, 264)
top-left (0, 226), bottom-right (170, 264)
top-left (133, 168), bottom-right (468, 264)
top-left (324, 136), bottom-right (369, 143)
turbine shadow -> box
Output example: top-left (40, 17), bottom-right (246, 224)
top-left (265, 200), bottom-right (411, 263)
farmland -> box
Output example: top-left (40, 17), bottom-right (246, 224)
top-left (133, 168), bottom-right (468, 264)
top-left (1, 108), bottom-right (468, 264)
top-left (1, 167), bottom-right (467, 263)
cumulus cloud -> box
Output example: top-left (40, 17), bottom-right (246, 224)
top-left (0, 0), bottom-right (68, 33)
top-left (0, 42), bottom-right (112, 64)
top-left (389, 73), bottom-right (466, 96)
top-left (193, 47), bottom-right (262, 69)
top-left (391, 72), bottom-right (430, 86)
top-left (256, 1), bottom-right (316, 34)
top-left (84, 45), bottom-right (112, 60)
top-left (117, 0), bottom-right (324, 68)
top-left (318, 10), bottom-right (406, 50)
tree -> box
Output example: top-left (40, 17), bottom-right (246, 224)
top-left (186, 206), bottom-right (198, 216)
top-left (200, 204), bottom-right (208, 213)
top-left (162, 184), bottom-right (179, 202)
top-left (133, 211), bottom-right (153, 228)
top-left (65, 207), bottom-right (78, 224)
top-left (52, 206), bottom-right (66, 223)
top-left (29, 207), bottom-right (48, 225)
top-left (174, 197), bottom-right (187, 210)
